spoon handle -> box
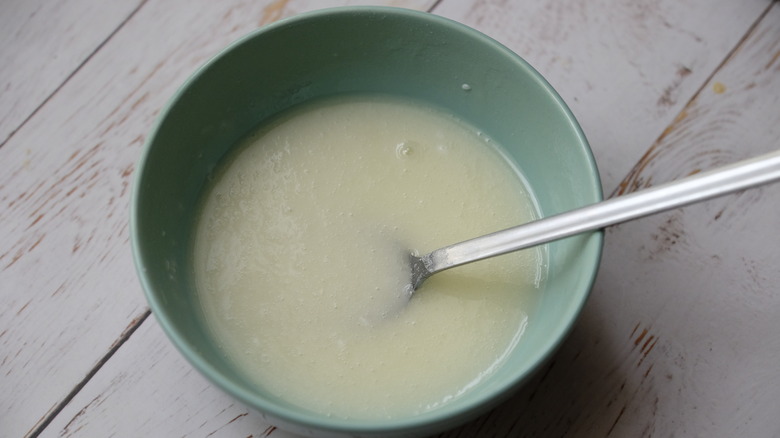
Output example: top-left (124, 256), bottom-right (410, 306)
top-left (418, 149), bottom-right (780, 282)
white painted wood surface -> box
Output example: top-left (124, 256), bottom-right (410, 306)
top-left (0, 0), bottom-right (145, 146)
top-left (435, 0), bottom-right (771, 191)
top-left (2, 0), bottom-right (779, 437)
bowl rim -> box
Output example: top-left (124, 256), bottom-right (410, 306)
top-left (131, 5), bottom-right (603, 435)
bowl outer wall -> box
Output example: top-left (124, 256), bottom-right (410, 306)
top-left (130, 6), bottom-right (603, 437)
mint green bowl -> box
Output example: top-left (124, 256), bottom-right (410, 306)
top-left (131, 7), bottom-right (601, 437)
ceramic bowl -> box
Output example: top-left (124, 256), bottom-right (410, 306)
top-left (131, 7), bottom-right (602, 437)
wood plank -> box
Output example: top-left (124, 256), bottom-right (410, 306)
top-left (0, 1), bottom-right (435, 436)
top-left (433, 0), bottom-right (771, 192)
top-left (0, 0), bottom-right (145, 146)
top-left (440, 3), bottom-right (780, 436)
top-left (41, 318), bottom-right (302, 438)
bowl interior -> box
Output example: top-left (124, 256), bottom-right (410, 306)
top-left (132, 7), bottom-right (601, 436)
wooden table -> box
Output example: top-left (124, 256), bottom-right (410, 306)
top-left (2, 1), bottom-right (779, 436)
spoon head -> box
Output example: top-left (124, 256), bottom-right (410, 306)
top-left (409, 253), bottom-right (432, 292)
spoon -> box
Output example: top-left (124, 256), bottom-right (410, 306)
top-left (410, 149), bottom-right (780, 291)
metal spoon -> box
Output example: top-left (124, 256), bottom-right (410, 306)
top-left (410, 149), bottom-right (780, 291)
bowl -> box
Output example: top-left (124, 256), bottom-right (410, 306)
top-left (131, 6), bottom-right (602, 437)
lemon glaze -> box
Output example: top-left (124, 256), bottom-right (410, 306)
top-left (193, 94), bottom-right (546, 419)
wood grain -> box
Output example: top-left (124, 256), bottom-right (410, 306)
top-left (0, 1), bottom-right (434, 436)
top-left (0, 0), bottom-right (145, 146)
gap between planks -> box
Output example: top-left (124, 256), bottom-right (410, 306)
top-left (609, 0), bottom-right (777, 199)
top-left (427, 0), bottom-right (444, 12)
top-left (0, 0), bottom-right (150, 150)
top-left (26, 309), bottom-right (151, 438)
